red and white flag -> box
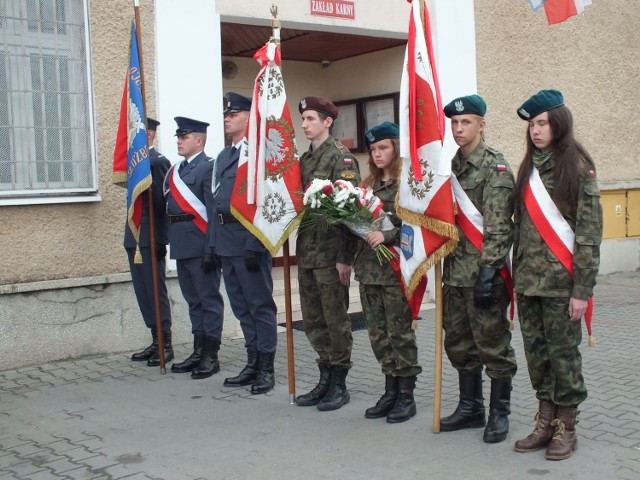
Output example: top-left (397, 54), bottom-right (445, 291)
top-left (397, 0), bottom-right (458, 298)
top-left (230, 41), bottom-right (304, 256)
top-left (538, 0), bottom-right (592, 25)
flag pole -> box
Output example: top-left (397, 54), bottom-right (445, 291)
top-left (134, 0), bottom-right (166, 373)
top-left (433, 260), bottom-right (443, 432)
top-left (269, 4), bottom-right (297, 404)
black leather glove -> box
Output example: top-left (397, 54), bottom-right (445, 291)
top-left (201, 252), bottom-right (220, 273)
top-left (244, 251), bottom-right (260, 272)
top-left (474, 267), bottom-right (497, 309)
top-left (155, 244), bottom-right (167, 261)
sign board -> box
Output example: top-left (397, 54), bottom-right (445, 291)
top-left (310, 0), bottom-right (355, 20)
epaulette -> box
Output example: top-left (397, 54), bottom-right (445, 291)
top-left (335, 141), bottom-right (351, 155)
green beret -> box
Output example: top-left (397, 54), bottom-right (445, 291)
top-left (365, 122), bottom-right (399, 147)
top-left (443, 94), bottom-right (487, 118)
top-left (517, 89), bottom-right (564, 120)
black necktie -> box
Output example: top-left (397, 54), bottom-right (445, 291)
top-left (230, 146), bottom-right (237, 156)
top-left (178, 160), bottom-right (187, 173)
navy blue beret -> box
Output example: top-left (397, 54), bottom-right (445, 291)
top-left (443, 94), bottom-right (487, 118)
top-left (517, 90), bottom-right (564, 120)
top-left (365, 122), bottom-right (399, 147)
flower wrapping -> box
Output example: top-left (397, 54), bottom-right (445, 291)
top-left (300, 179), bottom-right (397, 264)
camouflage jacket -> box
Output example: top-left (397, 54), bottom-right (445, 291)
top-left (297, 135), bottom-right (361, 269)
top-left (514, 150), bottom-right (602, 300)
top-left (443, 141), bottom-right (515, 288)
top-left (353, 179), bottom-right (401, 285)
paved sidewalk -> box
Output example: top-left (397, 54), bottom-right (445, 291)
top-left (1, 272), bottom-right (639, 479)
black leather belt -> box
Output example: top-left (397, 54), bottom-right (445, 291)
top-left (217, 213), bottom-right (238, 224)
top-left (168, 214), bottom-right (195, 223)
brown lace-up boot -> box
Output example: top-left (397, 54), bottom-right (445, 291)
top-left (545, 405), bottom-right (578, 460)
top-left (514, 400), bottom-right (556, 452)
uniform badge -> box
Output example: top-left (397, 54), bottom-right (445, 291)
top-left (341, 170), bottom-right (356, 180)
top-left (589, 169), bottom-right (596, 177)
top-left (366, 131), bottom-right (375, 143)
top-left (314, 170), bottom-right (329, 179)
top-left (400, 225), bottom-right (415, 260)
top-left (343, 157), bottom-right (352, 165)
top-left (300, 98), bottom-right (307, 109)
top-left (496, 164), bottom-right (507, 171)
top-left (518, 108), bottom-right (530, 119)
top-left (455, 100), bottom-right (465, 112)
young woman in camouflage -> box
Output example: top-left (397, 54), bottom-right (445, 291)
top-left (353, 122), bottom-right (421, 423)
top-left (513, 90), bottom-right (602, 461)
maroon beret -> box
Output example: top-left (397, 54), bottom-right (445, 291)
top-left (298, 96), bottom-right (338, 120)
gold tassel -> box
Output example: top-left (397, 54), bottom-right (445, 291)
top-left (412, 319), bottom-right (418, 331)
top-left (509, 319), bottom-right (515, 331)
top-left (134, 245), bottom-right (143, 264)
top-left (587, 335), bottom-right (596, 347)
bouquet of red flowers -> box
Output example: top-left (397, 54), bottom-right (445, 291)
top-left (300, 179), bottom-right (397, 264)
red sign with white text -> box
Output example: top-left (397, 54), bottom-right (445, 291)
top-left (310, 0), bottom-right (355, 20)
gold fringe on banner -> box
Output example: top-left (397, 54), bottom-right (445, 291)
top-left (134, 245), bottom-right (143, 264)
top-left (112, 171), bottom-right (128, 187)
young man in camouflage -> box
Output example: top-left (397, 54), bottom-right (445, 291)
top-left (440, 95), bottom-right (517, 443)
top-left (295, 96), bottom-right (360, 411)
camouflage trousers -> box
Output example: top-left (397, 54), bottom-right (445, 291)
top-left (298, 265), bottom-right (353, 368)
top-left (443, 284), bottom-right (517, 379)
top-left (517, 294), bottom-right (587, 406)
top-left (359, 283), bottom-right (422, 378)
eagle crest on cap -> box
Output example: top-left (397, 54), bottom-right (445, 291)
top-left (300, 98), bottom-right (307, 109)
top-left (518, 108), bottom-right (530, 119)
top-left (455, 100), bottom-right (464, 112)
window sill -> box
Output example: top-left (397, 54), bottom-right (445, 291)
top-left (0, 193), bottom-right (102, 207)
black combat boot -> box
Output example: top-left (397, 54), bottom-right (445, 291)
top-left (483, 377), bottom-right (512, 443)
top-left (191, 336), bottom-right (221, 379)
top-left (171, 334), bottom-right (205, 373)
top-left (365, 375), bottom-right (398, 419)
top-left (387, 376), bottom-right (417, 423)
top-left (147, 330), bottom-right (174, 367)
top-left (131, 328), bottom-right (157, 361)
top-left (296, 364), bottom-right (332, 406)
top-left (251, 352), bottom-right (276, 395)
top-left (440, 371), bottom-right (486, 431)
top-left (224, 347), bottom-right (259, 387)
top-left (317, 367), bottom-right (350, 411)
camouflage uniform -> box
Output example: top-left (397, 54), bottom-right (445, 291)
top-left (514, 150), bottom-right (602, 406)
top-left (354, 179), bottom-right (421, 378)
top-left (443, 141), bottom-right (517, 379)
top-left (297, 135), bottom-right (360, 368)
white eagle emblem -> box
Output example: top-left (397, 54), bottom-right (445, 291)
top-left (300, 98), bottom-right (307, 110)
top-left (127, 99), bottom-right (146, 148)
top-left (455, 100), bottom-right (465, 112)
top-left (518, 108), bottom-right (530, 118)
top-left (266, 127), bottom-right (287, 165)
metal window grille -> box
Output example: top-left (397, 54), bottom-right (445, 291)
top-left (0, 0), bottom-right (96, 197)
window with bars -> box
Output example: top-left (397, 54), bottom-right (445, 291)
top-left (0, 0), bottom-right (96, 199)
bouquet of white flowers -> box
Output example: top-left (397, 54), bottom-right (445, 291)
top-left (300, 179), bottom-right (397, 264)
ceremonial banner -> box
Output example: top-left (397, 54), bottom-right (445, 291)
top-left (113, 21), bottom-right (151, 260)
top-left (231, 41), bottom-right (304, 256)
top-left (397, 0), bottom-right (457, 297)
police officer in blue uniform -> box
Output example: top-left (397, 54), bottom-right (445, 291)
top-left (127, 118), bottom-right (173, 367)
top-left (206, 93), bottom-right (278, 394)
top-left (164, 116), bottom-right (225, 380)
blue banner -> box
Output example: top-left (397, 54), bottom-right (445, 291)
top-left (125, 21), bottom-right (151, 247)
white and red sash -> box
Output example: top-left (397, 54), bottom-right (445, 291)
top-left (451, 174), bottom-right (514, 318)
top-left (523, 167), bottom-right (594, 326)
top-left (168, 165), bottom-right (208, 234)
